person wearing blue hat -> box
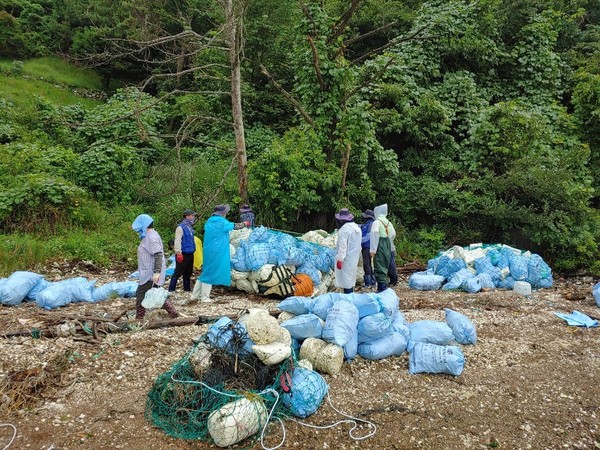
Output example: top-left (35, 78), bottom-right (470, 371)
top-left (131, 214), bottom-right (179, 319)
top-left (360, 209), bottom-right (376, 288)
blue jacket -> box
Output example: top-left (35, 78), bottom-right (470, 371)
top-left (179, 222), bottom-right (196, 254)
top-left (360, 220), bottom-right (373, 249)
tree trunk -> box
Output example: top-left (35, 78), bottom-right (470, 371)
top-left (225, 0), bottom-right (248, 205)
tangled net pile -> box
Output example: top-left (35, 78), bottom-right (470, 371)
top-left (145, 321), bottom-right (302, 447)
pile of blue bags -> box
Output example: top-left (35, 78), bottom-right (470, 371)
top-left (231, 226), bottom-right (335, 285)
top-left (409, 243), bottom-right (553, 293)
top-left (0, 271), bottom-right (138, 309)
top-left (278, 290), bottom-right (477, 376)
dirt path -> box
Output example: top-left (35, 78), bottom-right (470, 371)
top-left (0, 275), bottom-right (599, 450)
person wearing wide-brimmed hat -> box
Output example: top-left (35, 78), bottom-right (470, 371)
top-left (192, 204), bottom-right (249, 302)
top-left (369, 204), bottom-right (397, 292)
top-left (131, 214), bottom-right (179, 320)
top-left (239, 204), bottom-right (256, 228)
top-left (168, 209), bottom-right (197, 293)
top-left (334, 208), bottom-right (362, 293)
top-left (360, 209), bottom-right (376, 288)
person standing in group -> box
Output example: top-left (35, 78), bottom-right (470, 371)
top-left (334, 208), bottom-right (362, 294)
top-left (168, 209), bottom-right (197, 293)
top-left (239, 204), bottom-right (256, 228)
top-left (131, 214), bottom-right (179, 320)
top-left (360, 209), bottom-right (376, 288)
top-left (369, 204), bottom-right (397, 293)
top-left (192, 204), bottom-right (249, 302)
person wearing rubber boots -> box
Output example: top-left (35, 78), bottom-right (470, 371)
top-left (168, 209), bottom-right (196, 293)
top-left (369, 204), bottom-right (397, 293)
top-left (192, 204), bottom-right (249, 302)
top-left (334, 208), bottom-right (362, 294)
top-left (360, 209), bottom-right (376, 288)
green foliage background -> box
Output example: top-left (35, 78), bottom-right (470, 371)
top-left (0, 0), bottom-right (599, 275)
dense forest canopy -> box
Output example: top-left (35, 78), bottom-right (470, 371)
top-left (0, 0), bottom-right (599, 274)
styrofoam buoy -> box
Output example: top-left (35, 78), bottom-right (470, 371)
top-left (207, 397), bottom-right (267, 447)
top-left (299, 338), bottom-right (344, 375)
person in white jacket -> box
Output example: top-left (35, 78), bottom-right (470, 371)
top-left (369, 204), bottom-right (397, 292)
top-left (334, 208), bottom-right (362, 293)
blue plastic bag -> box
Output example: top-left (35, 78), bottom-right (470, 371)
top-left (474, 257), bottom-right (502, 284)
top-left (593, 282), bottom-right (600, 308)
top-left (477, 273), bottom-right (495, 290)
top-left (437, 258), bottom-right (466, 280)
top-left (429, 255), bottom-right (450, 274)
top-left (497, 276), bottom-right (515, 289)
top-left (507, 253), bottom-right (528, 281)
top-left (26, 278), bottom-right (51, 302)
top-left (391, 311), bottom-right (410, 342)
top-left (342, 293), bottom-right (381, 318)
top-left (408, 272), bottom-right (445, 291)
top-left (207, 317), bottom-right (254, 355)
top-left (281, 314), bottom-right (324, 340)
top-left (408, 320), bottom-right (454, 345)
top-left (444, 308), bottom-right (477, 344)
top-left (344, 328), bottom-right (358, 361)
top-left (408, 342), bottom-right (464, 376)
top-left (358, 332), bottom-right (406, 360)
top-left (526, 254), bottom-right (553, 289)
top-left (311, 293), bottom-right (341, 320)
top-left (92, 281), bottom-right (138, 302)
top-left (442, 269), bottom-right (475, 291)
top-left (35, 277), bottom-right (95, 309)
top-left (322, 301), bottom-right (359, 347)
top-left (376, 289), bottom-right (399, 317)
top-left (278, 296), bottom-right (316, 315)
top-left (296, 262), bottom-right (321, 285)
top-left (282, 368), bottom-right (328, 418)
top-left (0, 271), bottom-right (43, 306)
top-left (464, 276), bottom-right (482, 293)
top-left (357, 313), bottom-right (393, 344)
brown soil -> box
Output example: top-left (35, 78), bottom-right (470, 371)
top-left (0, 271), bottom-right (599, 450)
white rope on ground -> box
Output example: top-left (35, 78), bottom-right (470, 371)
top-left (1, 423), bottom-right (17, 450)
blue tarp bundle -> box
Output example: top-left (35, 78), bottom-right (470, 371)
top-left (410, 244), bottom-right (554, 293)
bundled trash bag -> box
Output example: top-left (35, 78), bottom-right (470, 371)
top-left (497, 276), bottom-right (516, 289)
top-left (207, 317), bottom-right (254, 356)
top-left (408, 272), bottom-right (445, 291)
top-left (408, 320), bottom-right (454, 345)
top-left (437, 258), bottom-right (466, 280)
top-left (357, 313), bottom-right (393, 344)
top-left (504, 250), bottom-right (528, 281)
top-left (93, 281), bottom-right (138, 302)
top-left (476, 273), bottom-right (495, 290)
top-left (358, 332), bottom-right (406, 360)
top-left (296, 262), bottom-right (321, 286)
top-left (342, 293), bottom-right (381, 318)
top-left (593, 282), bottom-right (600, 308)
top-left (391, 311), bottom-right (410, 342)
top-left (35, 277), bottom-right (96, 309)
top-left (311, 293), bottom-right (341, 320)
top-left (281, 314), bottom-right (324, 340)
top-left (377, 289), bottom-right (399, 317)
top-left (0, 271), bottom-right (43, 306)
top-left (321, 301), bottom-right (359, 347)
top-left (442, 269), bottom-right (475, 291)
top-left (26, 278), bottom-right (51, 302)
top-left (343, 329), bottom-right (358, 361)
top-left (487, 248), bottom-right (508, 269)
top-left (444, 309), bottom-right (477, 345)
top-left (408, 342), bottom-right (464, 376)
top-left (428, 255), bottom-right (450, 274)
top-left (278, 296), bottom-right (316, 315)
top-left (464, 276), bottom-right (482, 294)
top-left (474, 257), bottom-right (502, 284)
top-left (526, 254), bottom-right (553, 289)
top-left (282, 368), bottom-right (328, 418)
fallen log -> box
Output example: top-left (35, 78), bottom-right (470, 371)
top-left (1, 310), bottom-right (281, 340)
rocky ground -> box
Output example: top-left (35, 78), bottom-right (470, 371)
top-left (0, 264), bottom-right (599, 450)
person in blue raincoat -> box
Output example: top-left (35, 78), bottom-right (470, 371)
top-left (192, 204), bottom-right (249, 302)
top-left (360, 209), bottom-right (376, 288)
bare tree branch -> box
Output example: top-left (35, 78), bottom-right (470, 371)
top-left (307, 35), bottom-right (325, 91)
top-left (259, 63), bottom-right (315, 127)
top-left (343, 55), bottom-right (396, 103)
top-left (329, 0), bottom-right (361, 44)
top-left (343, 21), bottom-right (398, 47)
top-left (351, 25), bottom-right (431, 65)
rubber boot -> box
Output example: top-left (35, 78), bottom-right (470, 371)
top-left (162, 300), bottom-right (179, 318)
top-left (369, 274), bottom-right (377, 287)
top-left (363, 274), bottom-right (373, 287)
top-left (183, 277), bottom-right (191, 292)
top-left (343, 288), bottom-right (354, 294)
top-left (377, 282), bottom-right (388, 293)
top-left (168, 276), bottom-right (178, 292)
top-left (200, 283), bottom-right (213, 303)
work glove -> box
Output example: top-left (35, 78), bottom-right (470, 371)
top-left (152, 273), bottom-right (160, 285)
top-left (244, 220), bottom-right (251, 228)
top-left (176, 253), bottom-right (184, 263)
top-left (336, 260), bottom-right (343, 270)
